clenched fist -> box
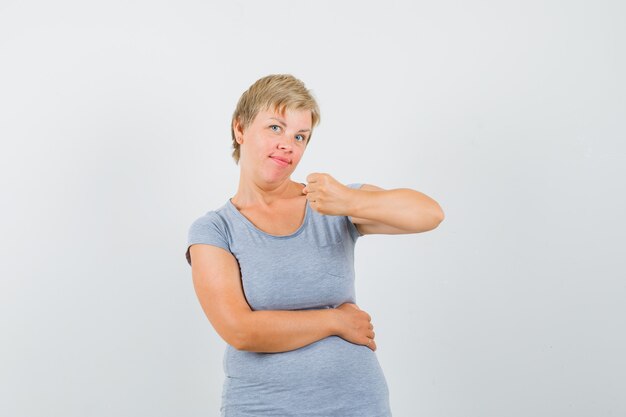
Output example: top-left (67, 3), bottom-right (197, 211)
top-left (302, 173), bottom-right (353, 216)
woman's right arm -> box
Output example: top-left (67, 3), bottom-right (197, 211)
top-left (189, 244), bottom-right (376, 353)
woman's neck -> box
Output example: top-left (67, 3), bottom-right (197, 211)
top-left (232, 176), bottom-right (303, 208)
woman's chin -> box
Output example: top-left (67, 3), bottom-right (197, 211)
top-left (262, 170), bottom-right (291, 184)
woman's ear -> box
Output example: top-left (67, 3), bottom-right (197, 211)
top-left (233, 118), bottom-right (244, 144)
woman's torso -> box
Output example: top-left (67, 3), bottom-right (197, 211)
top-left (190, 182), bottom-right (392, 416)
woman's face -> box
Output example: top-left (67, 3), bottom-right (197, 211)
top-left (236, 108), bottom-right (312, 184)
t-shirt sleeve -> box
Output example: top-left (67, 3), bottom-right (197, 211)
top-left (185, 212), bottom-right (231, 266)
top-left (345, 183), bottom-right (364, 241)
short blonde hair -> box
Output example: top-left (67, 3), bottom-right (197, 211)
top-left (231, 74), bottom-right (321, 164)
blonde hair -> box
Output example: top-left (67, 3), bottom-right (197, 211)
top-left (230, 74), bottom-right (321, 164)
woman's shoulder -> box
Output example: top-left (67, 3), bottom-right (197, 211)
top-left (188, 201), bottom-right (235, 234)
top-left (186, 204), bottom-right (233, 265)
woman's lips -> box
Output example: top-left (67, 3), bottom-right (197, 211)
top-left (269, 156), bottom-right (290, 167)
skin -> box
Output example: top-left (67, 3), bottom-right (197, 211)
top-left (189, 107), bottom-right (444, 354)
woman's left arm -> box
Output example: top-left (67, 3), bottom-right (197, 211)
top-left (347, 184), bottom-right (445, 235)
top-left (303, 173), bottom-right (445, 235)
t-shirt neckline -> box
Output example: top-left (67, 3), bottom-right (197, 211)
top-left (226, 186), bottom-right (310, 239)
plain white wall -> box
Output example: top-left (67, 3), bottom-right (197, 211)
top-left (1, 1), bottom-right (624, 416)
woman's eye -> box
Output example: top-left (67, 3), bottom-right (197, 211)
top-left (295, 134), bottom-right (305, 142)
top-left (270, 125), bottom-right (281, 132)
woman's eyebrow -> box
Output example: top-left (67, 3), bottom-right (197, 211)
top-left (269, 117), bottom-right (311, 132)
top-left (268, 117), bottom-right (286, 126)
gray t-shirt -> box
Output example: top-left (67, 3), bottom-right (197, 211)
top-left (186, 183), bottom-right (392, 417)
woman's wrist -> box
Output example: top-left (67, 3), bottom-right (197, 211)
top-left (328, 307), bottom-right (343, 337)
top-left (342, 187), bottom-right (359, 218)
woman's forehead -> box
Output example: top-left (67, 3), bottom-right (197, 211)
top-left (256, 108), bottom-right (312, 127)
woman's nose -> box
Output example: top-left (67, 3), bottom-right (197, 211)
top-left (277, 136), bottom-right (292, 150)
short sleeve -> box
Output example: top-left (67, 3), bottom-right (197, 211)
top-left (345, 183), bottom-right (364, 241)
top-left (185, 212), bottom-right (231, 266)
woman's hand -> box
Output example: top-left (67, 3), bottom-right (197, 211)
top-left (302, 173), bottom-right (353, 216)
top-left (333, 302), bottom-right (377, 351)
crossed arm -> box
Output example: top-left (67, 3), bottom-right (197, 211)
top-left (189, 244), bottom-right (375, 353)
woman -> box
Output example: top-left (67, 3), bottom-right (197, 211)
top-left (186, 74), bottom-right (444, 416)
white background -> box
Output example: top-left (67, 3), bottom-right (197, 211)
top-left (1, 1), bottom-right (625, 416)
